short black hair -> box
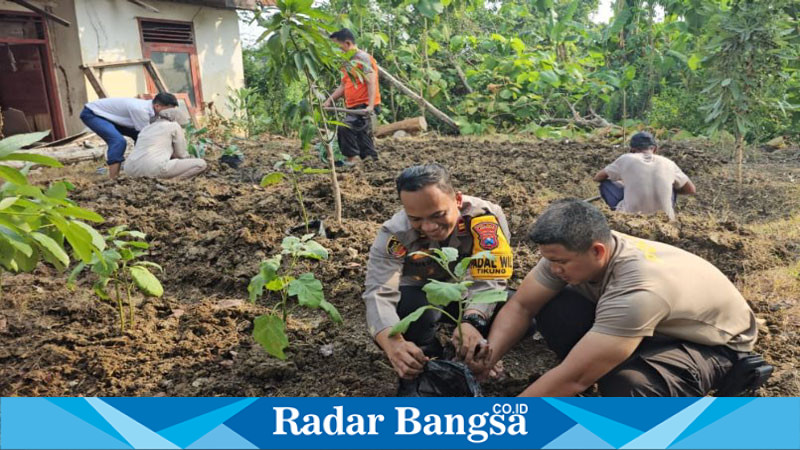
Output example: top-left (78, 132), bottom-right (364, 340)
top-left (396, 164), bottom-right (455, 197)
top-left (329, 28), bottom-right (356, 43)
top-left (528, 199), bottom-right (612, 252)
top-left (630, 131), bottom-right (656, 151)
top-left (153, 92), bottom-right (179, 107)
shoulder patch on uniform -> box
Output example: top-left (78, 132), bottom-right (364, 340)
top-left (386, 235), bottom-right (407, 258)
top-left (472, 221), bottom-right (499, 250)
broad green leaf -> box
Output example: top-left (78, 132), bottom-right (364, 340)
top-left (132, 261), bottom-right (163, 272)
top-left (261, 172), bottom-right (285, 186)
top-left (299, 240), bottom-right (328, 260)
top-left (390, 305), bottom-right (435, 336)
top-left (288, 273), bottom-right (324, 308)
top-left (129, 265), bottom-right (164, 297)
top-left (320, 300), bottom-right (342, 324)
top-left (454, 257), bottom-right (473, 278)
top-left (0, 197), bottom-right (18, 210)
top-left (0, 166), bottom-right (27, 186)
top-left (121, 230), bottom-right (146, 239)
top-left (71, 221), bottom-right (106, 252)
top-left (0, 232), bottom-right (33, 257)
top-left (249, 256), bottom-right (281, 302)
top-left (58, 206), bottom-right (104, 222)
top-left (469, 288), bottom-right (508, 304)
top-left (422, 279), bottom-right (467, 307)
top-left (266, 276), bottom-right (290, 291)
top-left (253, 314), bottom-right (289, 359)
top-left (13, 244), bottom-right (38, 272)
top-left (0, 153), bottom-right (62, 167)
top-left (0, 131), bottom-right (50, 158)
top-left (31, 231), bottom-right (69, 267)
top-left (432, 247), bottom-right (459, 264)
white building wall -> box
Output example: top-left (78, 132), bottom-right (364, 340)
top-left (73, 0), bottom-right (245, 117)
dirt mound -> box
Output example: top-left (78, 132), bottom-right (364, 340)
top-left (1, 136), bottom-right (798, 397)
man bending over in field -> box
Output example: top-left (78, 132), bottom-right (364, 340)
top-left (594, 132), bottom-right (696, 220)
top-left (470, 199), bottom-right (771, 397)
top-left (364, 164), bottom-right (513, 382)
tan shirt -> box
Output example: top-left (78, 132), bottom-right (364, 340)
top-left (364, 196), bottom-right (512, 337)
top-left (124, 120), bottom-right (189, 178)
top-left (532, 231), bottom-right (757, 352)
top-left (603, 152), bottom-right (690, 219)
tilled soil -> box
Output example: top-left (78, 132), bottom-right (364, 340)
top-left (1, 136), bottom-right (798, 397)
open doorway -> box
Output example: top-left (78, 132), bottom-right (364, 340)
top-left (0, 11), bottom-right (64, 140)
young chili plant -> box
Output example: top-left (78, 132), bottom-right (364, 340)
top-left (389, 247), bottom-right (507, 347)
top-left (248, 233), bottom-right (341, 359)
top-left (68, 226), bottom-right (163, 333)
top-left (260, 153), bottom-right (329, 234)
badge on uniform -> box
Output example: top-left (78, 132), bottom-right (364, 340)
top-left (473, 222), bottom-right (500, 250)
top-left (469, 215), bottom-right (512, 280)
top-left (386, 235), bottom-right (407, 258)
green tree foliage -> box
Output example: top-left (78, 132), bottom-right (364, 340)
top-left (241, 0), bottom-right (798, 143)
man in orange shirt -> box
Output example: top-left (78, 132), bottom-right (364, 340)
top-left (323, 28), bottom-right (381, 165)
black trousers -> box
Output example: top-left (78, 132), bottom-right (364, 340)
top-left (397, 286), bottom-right (459, 355)
top-left (338, 104), bottom-right (379, 159)
top-left (536, 287), bottom-right (740, 396)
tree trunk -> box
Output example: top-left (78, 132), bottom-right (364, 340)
top-left (375, 116), bottom-right (427, 138)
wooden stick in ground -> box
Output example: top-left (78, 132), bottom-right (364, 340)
top-left (376, 65), bottom-right (460, 132)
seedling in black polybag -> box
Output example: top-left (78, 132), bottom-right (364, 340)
top-left (389, 247), bottom-right (506, 347)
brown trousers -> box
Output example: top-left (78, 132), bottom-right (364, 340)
top-left (536, 287), bottom-right (740, 396)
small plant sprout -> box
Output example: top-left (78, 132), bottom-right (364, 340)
top-left (68, 226), bottom-right (163, 333)
top-left (389, 247), bottom-right (507, 346)
top-left (184, 123), bottom-right (212, 158)
top-left (260, 153), bottom-right (329, 234)
top-left (248, 234), bottom-right (341, 359)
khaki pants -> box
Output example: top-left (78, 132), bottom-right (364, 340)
top-left (162, 158), bottom-right (207, 179)
top-left (535, 287), bottom-right (740, 396)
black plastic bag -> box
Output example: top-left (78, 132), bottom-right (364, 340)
top-left (397, 360), bottom-right (482, 397)
top-left (220, 154), bottom-right (243, 169)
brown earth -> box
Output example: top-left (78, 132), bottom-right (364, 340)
top-left (1, 136), bottom-right (798, 397)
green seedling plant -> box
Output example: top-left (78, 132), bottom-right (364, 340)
top-left (68, 226), bottom-right (163, 333)
top-left (184, 123), bottom-right (212, 158)
top-left (222, 144), bottom-right (243, 158)
top-left (260, 153), bottom-right (329, 233)
top-left (248, 233), bottom-right (341, 359)
top-left (390, 247), bottom-right (507, 347)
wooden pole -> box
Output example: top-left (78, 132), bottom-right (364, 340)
top-left (376, 65), bottom-right (460, 132)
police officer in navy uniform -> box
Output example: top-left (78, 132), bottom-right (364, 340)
top-left (363, 164), bottom-right (513, 380)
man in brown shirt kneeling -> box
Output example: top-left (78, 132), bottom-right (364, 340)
top-left (470, 199), bottom-right (771, 397)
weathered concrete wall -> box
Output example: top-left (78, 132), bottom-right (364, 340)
top-left (73, 0), bottom-right (245, 117)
